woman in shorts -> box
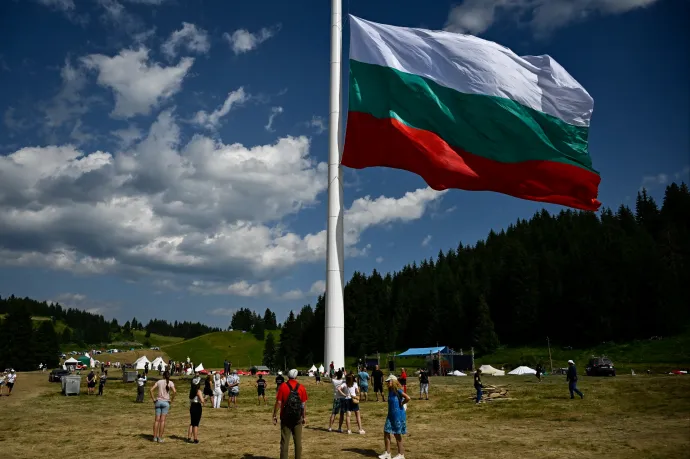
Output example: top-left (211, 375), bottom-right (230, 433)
top-left (338, 373), bottom-right (365, 434)
top-left (150, 370), bottom-right (176, 443)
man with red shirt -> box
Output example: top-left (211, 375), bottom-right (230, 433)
top-left (273, 369), bottom-right (308, 459)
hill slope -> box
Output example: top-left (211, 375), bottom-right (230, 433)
top-left (162, 330), bottom-right (280, 369)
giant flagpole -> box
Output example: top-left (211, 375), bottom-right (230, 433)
top-left (324, 0), bottom-right (345, 371)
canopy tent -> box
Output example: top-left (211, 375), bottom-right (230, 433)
top-left (308, 365), bottom-right (317, 373)
top-left (195, 363), bottom-right (204, 372)
top-left (508, 366), bottom-right (536, 375)
top-left (76, 356), bottom-right (91, 366)
top-left (318, 365), bottom-right (325, 374)
top-left (452, 370), bottom-right (466, 376)
top-left (151, 357), bottom-right (167, 369)
top-left (133, 356), bottom-right (151, 370)
top-left (479, 365), bottom-right (505, 376)
top-left (64, 357), bottom-right (78, 365)
top-left (396, 346), bottom-right (449, 357)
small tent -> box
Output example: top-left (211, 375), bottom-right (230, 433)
top-left (479, 365), bottom-right (505, 376)
top-left (195, 363), bottom-right (204, 373)
top-left (318, 364), bottom-right (325, 374)
top-left (133, 356), bottom-right (151, 370)
top-left (308, 365), bottom-right (317, 375)
top-left (452, 370), bottom-right (466, 376)
top-left (508, 366), bottom-right (536, 375)
top-left (151, 357), bottom-right (167, 369)
top-left (77, 356), bottom-right (91, 366)
top-left (64, 357), bottom-right (78, 367)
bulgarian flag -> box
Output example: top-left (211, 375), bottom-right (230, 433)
top-left (342, 16), bottom-right (601, 211)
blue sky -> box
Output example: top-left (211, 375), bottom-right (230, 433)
top-left (0, 0), bottom-right (687, 327)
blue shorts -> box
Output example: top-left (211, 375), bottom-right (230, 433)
top-left (155, 400), bottom-right (170, 415)
top-left (360, 384), bottom-right (369, 393)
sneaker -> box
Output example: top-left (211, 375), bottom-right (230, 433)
top-left (392, 455), bottom-right (405, 459)
top-left (328, 427), bottom-right (332, 432)
top-left (153, 437), bottom-right (158, 442)
top-left (378, 453), bottom-right (392, 459)
top-left (158, 438), bottom-right (164, 443)
top-left (359, 430), bottom-right (366, 434)
top-left (193, 439), bottom-right (199, 444)
top-left (347, 430), bottom-right (352, 434)
top-left (337, 429), bottom-right (343, 433)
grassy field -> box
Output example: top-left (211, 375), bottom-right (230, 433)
top-left (162, 330), bottom-right (280, 369)
top-left (1, 370), bottom-right (688, 458)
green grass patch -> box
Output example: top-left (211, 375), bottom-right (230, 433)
top-left (162, 330), bottom-right (280, 369)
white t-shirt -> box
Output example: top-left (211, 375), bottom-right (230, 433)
top-left (228, 375), bottom-right (239, 393)
top-left (7, 373), bottom-right (16, 384)
top-left (332, 379), bottom-right (345, 399)
top-left (137, 375), bottom-right (147, 387)
top-left (340, 382), bottom-right (358, 399)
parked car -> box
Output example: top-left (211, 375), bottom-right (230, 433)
top-left (49, 369), bottom-right (70, 382)
top-left (586, 357), bottom-right (616, 376)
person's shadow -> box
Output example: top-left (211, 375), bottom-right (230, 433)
top-left (341, 448), bottom-right (379, 457)
top-left (241, 455), bottom-right (273, 459)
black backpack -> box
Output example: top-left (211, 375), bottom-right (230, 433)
top-left (283, 382), bottom-right (303, 425)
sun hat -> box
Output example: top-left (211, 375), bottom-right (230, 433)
top-left (385, 374), bottom-right (398, 382)
top-left (567, 360), bottom-right (575, 364)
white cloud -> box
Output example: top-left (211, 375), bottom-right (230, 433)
top-left (444, 0), bottom-right (662, 37)
top-left (36, 0), bottom-right (88, 24)
top-left (421, 235), bottom-right (432, 247)
top-left (640, 173), bottom-right (668, 190)
top-left (82, 48), bottom-right (194, 118)
top-left (207, 308), bottom-right (238, 317)
top-left (192, 87), bottom-right (249, 130)
top-left (674, 165), bottom-right (690, 181)
top-left (3, 107), bottom-right (28, 132)
top-left (278, 280), bottom-right (326, 301)
top-left (112, 125), bottom-right (143, 149)
top-left (265, 106), bottom-right (283, 132)
top-left (37, 0), bottom-right (75, 10)
top-left (223, 26), bottom-right (280, 55)
top-left (43, 59), bottom-right (91, 129)
top-left (308, 116), bottom-right (326, 135)
top-left (375, 256), bottom-right (384, 264)
top-left (48, 292), bottom-right (119, 316)
top-left (0, 111), bottom-right (444, 292)
top-left (162, 22), bottom-right (210, 59)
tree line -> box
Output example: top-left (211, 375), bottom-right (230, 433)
top-left (267, 183), bottom-right (690, 368)
top-left (0, 306), bottom-right (60, 370)
top-left (143, 318), bottom-right (221, 340)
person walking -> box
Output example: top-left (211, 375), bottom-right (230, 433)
top-left (203, 374), bottom-right (213, 403)
top-left (136, 372), bottom-right (147, 402)
top-left (328, 370), bottom-right (346, 432)
top-left (372, 365), bottom-right (385, 402)
top-left (418, 368), bottom-right (429, 400)
top-left (275, 371), bottom-right (285, 390)
top-left (566, 360), bottom-right (584, 399)
top-left (473, 368), bottom-right (483, 404)
top-left (256, 374), bottom-right (268, 405)
top-left (379, 375), bottom-right (410, 459)
top-left (5, 370), bottom-right (16, 396)
top-left (358, 367), bottom-right (370, 402)
top-left (144, 362), bottom-right (149, 376)
top-left (338, 373), bottom-right (365, 434)
top-left (535, 363), bottom-right (543, 382)
top-left (98, 372), bottom-right (106, 396)
top-left (150, 370), bottom-right (176, 443)
top-left (273, 369), bottom-right (308, 459)
top-left (187, 376), bottom-right (205, 444)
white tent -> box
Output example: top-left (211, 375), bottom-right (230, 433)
top-left (318, 364), bottom-right (325, 374)
top-left (133, 356), bottom-right (151, 370)
top-left (479, 365), bottom-right (505, 376)
top-left (309, 365), bottom-right (317, 373)
top-left (508, 366), bottom-right (537, 375)
top-left (89, 357), bottom-right (95, 368)
top-left (64, 357), bottom-right (78, 365)
top-left (151, 357), bottom-right (167, 369)
top-left (195, 363), bottom-right (204, 372)
top-left (452, 370), bottom-right (466, 376)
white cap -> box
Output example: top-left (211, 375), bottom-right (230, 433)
top-left (385, 374), bottom-right (398, 382)
top-left (567, 360), bottom-right (575, 364)
top-left (278, 371), bottom-right (282, 375)
top-left (288, 369), bottom-right (298, 379)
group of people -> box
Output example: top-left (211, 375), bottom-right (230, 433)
top-left (86, 370), bottom-right (107, 396)
top-left (0, 369), bottom-right (16, 396)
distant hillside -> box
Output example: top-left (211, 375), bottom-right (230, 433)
top-left (162, 330), bottom-right (280, 369)
top-left (0, 314), bottom-right (70, 335)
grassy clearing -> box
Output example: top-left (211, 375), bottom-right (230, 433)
top-left (162, 330), bottom-right (280, 369)
top-left (1, 371), bottom-right (688, 458)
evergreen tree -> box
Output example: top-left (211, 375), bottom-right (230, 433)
top-left (262, 332), bottom-right (277, 370)
top-left (472, 295), bottom-right (500, 355)
top-left (0, 307), bottom-right (35, 370)
top-left (34, 321), bottom-right (60, 368)
top-left (252, 319), bottom-right (265, 341)
top-left (61, 328), bottom-right (72, 344)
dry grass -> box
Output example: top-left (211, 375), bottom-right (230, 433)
top-left (1, 372), bottom-right (688, 459)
